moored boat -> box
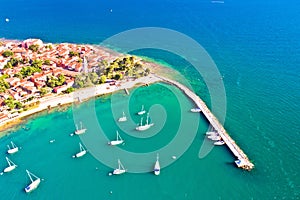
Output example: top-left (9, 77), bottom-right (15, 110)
top-left (3, 157), bottom-right (17, 173)
top-left (191, 108), bottom-right (201, 112)
top-left (108, 131), bottom-right (124, 146)
top-left (118, 112), bottom-right (127, 122)
top-left (205, 131), bottom-right (218, 135)
top-left (214, 140), bottom-right (225, 145)
top-left (137, 105), bottom-right (146, 115)
top-left (24, 170), bottom-right (41, 193)
top-left (208, 135), bottom-right (221, 141)
top-left (153, 154), bottom-right (160, 176)
top-left (113, 159), bottom-right (126, 175)
top-left (136, 113), bottom-right (154, 131)
top-left (7, 141), bottom-right (19, 154)
top-left (74, 122), bottom-right (87, 135)
top-left (74, 143), bottom-right (87, 158)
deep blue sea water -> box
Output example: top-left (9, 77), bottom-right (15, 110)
top-left (0, 0), bottom-right (300, 199)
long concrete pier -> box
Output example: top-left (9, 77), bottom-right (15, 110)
top-left (156, 75), bottom-right (254, 171)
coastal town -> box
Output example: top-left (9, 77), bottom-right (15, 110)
top-left (0, 39), bottom-right (149, 125)
top-left (0, 39), bottom-right (254, 172)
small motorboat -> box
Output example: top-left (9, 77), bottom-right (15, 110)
top-left (190, 108), bottom-right (201, 113)
top-left (214, 140), bottom-right (225, 145)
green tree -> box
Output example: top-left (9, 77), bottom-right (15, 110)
top-left (74, 75), bottom-right (84, 88)
top-left (43, 59), bottom-right (51, 65)
top-left (2, 50), bottom-right (14, 58)
top-left (31, 59), bottom-right (43, 68)
top-left (58, 74), bottom-right (65, 85)
top-left (9, 57), bottom-right (20, 67)
top-left (40, 87), bottom-right (48, 96)
top-left (88, 72), bottom-right (98, 84)
top-left (63, 87), bottom-right (75, 94)
top-left (99, 75), bottom-right (107, 84)
top-left (14, 72), bottom-right (23, 79)
top-left (28, 44), bottom-right (39, 52)
top-left (20, 66), bottom-right (41, 78)
top-left (145, 68), bottom-right (150, 75)
top-left (114, 73), bottom-right (123, 80)
top-left (69, 51), bottom-right (79, 57)
top-left (15, 101), bottom-right (23, 109)
top-left (4, 97), bottom-right (15, 110)
top-left (0, 78), bottom-right (10, 93)
top-left (3, 61), bottom-right (13, 69)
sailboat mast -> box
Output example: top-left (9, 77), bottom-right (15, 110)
top-left (26, 170), bottom-right (34, 182)
top-left (116, 131), bottom-right (119, 141)
top-left (146, 113), bottom-right (149, 125)
top-left (6, 157), bottom-right (11, 167)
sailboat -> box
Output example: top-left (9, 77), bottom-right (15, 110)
top-left (108, 131), bottom-right (124, 146)
top-left (137, 105), bottom-right (146, 115)
top-left (113, 159), bottom-right (126, 175)
top-left (74, 143), bottom-right (87, 158)
top-left (7, 141), bottom-right (19, 154)
top-left (3, 157), bottom-right (17, 173)
top-left (24, 170), bottom-right (41, 193)
top-left (118, 112), bottom-right (127, 122)
top-left (74, 122), bottom-right (87, 135)
top-left (153, 154), bottom-right (160, 176)
top-left (136, 113), bottom-right (154, 131)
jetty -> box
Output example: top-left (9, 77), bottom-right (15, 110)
top-left (156, 75), bottom-right (254, 171)
top-left (124, 88), bottom-right (130, 95)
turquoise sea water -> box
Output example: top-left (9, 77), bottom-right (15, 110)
top-left (1, 0), bottom-right (300, 199)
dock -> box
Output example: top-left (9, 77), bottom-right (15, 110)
top-left (156, 75), bottom-right (254, 171)
top-left (124, 88), bottom-right (129, 95)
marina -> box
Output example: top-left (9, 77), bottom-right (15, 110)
top-left (156, 75), bottom-right (254, 171)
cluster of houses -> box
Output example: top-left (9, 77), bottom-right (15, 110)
top-left (0, 38), bottom-right (119, 122)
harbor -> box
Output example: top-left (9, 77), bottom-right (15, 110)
top-left (156, 75), bottom-right (254, 171)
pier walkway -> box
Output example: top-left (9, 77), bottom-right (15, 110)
top-left (156, 75), bottom-right (254, 171)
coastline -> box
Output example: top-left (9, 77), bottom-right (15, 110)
top-left (0, 38), bottom-right (186, 134)
top-left (0, 74), bottom-right (162, 133)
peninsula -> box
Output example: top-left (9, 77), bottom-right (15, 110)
top-left (0, 38), bottom-right (254, 170)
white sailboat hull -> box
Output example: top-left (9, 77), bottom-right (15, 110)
top-left (154, 161), bottom-right (160, 175)
top-left (75, 129), bottom-right (87, 135)
top-left (7, 147), bottom-right (18, 154)
top-left (4, 165), bottom-right (16, 173)
top-left (191, 108), bottom-right (201, 112)
top-left (25, 178), bottom-right (41, 193)
top-left (76, 150), bottom-right (87, 158)
top-left (208, 135), bottom-right (221, 141)
top-left (137, 111), bottom-right (146, 115)
top-left (109, 140), bottom-right (124, 146)
top-left (136, 123), bottom-right (154, 131)
top-left (206, 131), bottom-right (217, 135)
top-left (214, 141), bottom-right (225, 145)
top-left (113, 169), bottom-right (126, 175)
top-left (118, 117), bottom-right (127, 122)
